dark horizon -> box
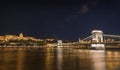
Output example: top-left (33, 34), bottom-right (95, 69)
top-left (0, 0), bottom-right (120, 41)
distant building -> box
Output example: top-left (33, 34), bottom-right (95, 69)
top-left (0, 33), bottom-right (43, 42)
top-left (0, 36), bottom-right (5, 41)
top-left (45, 38), bottom-right (55, 41)
top-left (19, 33), bottom-right (23, 38)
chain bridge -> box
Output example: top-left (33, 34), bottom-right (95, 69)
top-left (58, 30), bottom-right (120, 49)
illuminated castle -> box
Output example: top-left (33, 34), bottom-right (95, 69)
top-left (0, 33), bottom-right (42, 42)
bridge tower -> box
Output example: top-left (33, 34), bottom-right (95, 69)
top-left (57, 40), bottom-right (63, 47)
top-left (92, 30), bottom-right (103, 43)
top-left (91, 30), bottom-right (105, 49)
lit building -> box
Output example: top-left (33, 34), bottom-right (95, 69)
top-left (0, 36), bottom-right (5, 41)
top-left (19, 33), bottom-right (23, 38)
top-left (45, 38), bottom-right (55, 41)
top-left (0, 33), bottom-right (43, 42)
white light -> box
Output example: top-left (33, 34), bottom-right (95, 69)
top-left (92, 30), bottom-right (103, 33)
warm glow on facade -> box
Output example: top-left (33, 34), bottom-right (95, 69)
top-left (0, 33), bottom-right (42, 42)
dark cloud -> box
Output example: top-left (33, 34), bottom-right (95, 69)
top-left (91, 1), bottom-right (97, 6)
top-left (80, 0), bottom-right (98, 13)
top-left (81, 4), bottom-right (89, 13)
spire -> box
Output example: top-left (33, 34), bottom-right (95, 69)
top-left (78, 37), bottom-right (81, 42)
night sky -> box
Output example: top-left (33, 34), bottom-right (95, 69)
top-left (0, 0), bottom-right (120, 41)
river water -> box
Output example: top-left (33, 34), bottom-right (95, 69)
top-left (0, 48), bottom-right (120, 70)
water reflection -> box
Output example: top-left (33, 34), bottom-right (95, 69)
top-left (90, 50), bottom-right (106, 70)
top-left (0, 48), bottom-right (120, 70)
top-left (105, 50), bottom-right (120, 70)
top-left (44, 48), bottom-right (54, 70)
top-left (17, 50), bottom-right (25, 70)
top-left (57, 48), bottom-right (63, 70)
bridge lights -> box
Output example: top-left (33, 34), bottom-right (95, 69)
top-left (92, 30), bottom-right (103, 43)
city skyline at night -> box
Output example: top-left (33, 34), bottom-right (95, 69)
top-left (1, 1), bottom-right (120, 70)
top-left (0, 0), bottom-right (120, 41)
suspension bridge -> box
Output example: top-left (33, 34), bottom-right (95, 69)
top-left (81, 30), bottom-right (120, 49)
top-left (82, 30), bottom-right (120, 43)
top-left (58, 30), bottom-right (120, 49)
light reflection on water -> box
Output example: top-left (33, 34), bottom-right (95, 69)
top-left (90, 50), bottom-right (106, 70)
top-left (0, 48), bottom-right (120, 70)
top-left (56, 48), bottom-right (63, 70)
